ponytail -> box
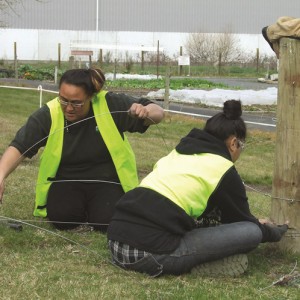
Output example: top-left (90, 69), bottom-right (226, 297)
top-left (89, 68), bottom-right (106, 93)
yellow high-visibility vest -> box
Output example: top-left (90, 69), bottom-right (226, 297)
top-left (140, 150), bottom-right (233, 218)
top-left (34, 90), bottom-right (138, 217)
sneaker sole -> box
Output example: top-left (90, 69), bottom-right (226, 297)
top-left (191, 254), bottom-right (248, 277)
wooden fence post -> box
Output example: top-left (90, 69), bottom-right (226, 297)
top-left (98, 49), bottom-right (103, 66)
top-left (271, 38), bottom-right (300, 253)
top-left (164, 65), bottom-right (170, 110)
top-left (256, 48), bottom-right (259, 73)
top-left (141, 45), bottom-right (144, 71)
top-left (218, 52), bottom-right (221, 75)
top-left (14, 42), bottom-right (18, 79)
top-left (156, 40), bottom-right (160, 79)
top-left (179, 46), bottom-right (183, 76)
top-left (58, 43), bottom-right (61, 69)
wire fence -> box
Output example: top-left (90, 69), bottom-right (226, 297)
top-left (0, 84), bottom-right (299, 238)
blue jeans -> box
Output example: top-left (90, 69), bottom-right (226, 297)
top-left (111, 221), bottom-right (262, 277)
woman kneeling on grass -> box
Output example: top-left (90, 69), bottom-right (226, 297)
top-left (0, 68), bottom-right (164, 232)
top-left (107, 99), bottom-right (288, 277)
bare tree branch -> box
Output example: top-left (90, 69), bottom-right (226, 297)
top-left (1, 0), bottom-right (22, 15)
top-left (185, 31), bottom-right (243, 65)
top-left (0, 0), bottom-right (44, 14)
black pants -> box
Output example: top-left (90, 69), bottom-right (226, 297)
top-left (47, 181), bottom-right (124, 231)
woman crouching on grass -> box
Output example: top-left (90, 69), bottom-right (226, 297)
top-left (0, 68), bottom-right (164, 232)
top-left (107, 99), bottom-right (288, 277)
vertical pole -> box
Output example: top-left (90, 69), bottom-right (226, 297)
top-left (271, 38), bottom-right (300, 253)
top-left (38, 85), bottom-right (43, 108)
top-left (164, 65), bottom-right (170, 110)
top-left (14, 42), bottom-right (18, 80)
top-left (265, 62), bottom-right (270, 79)
top-left (113, 58), bottom-right (117, 80)
top-left (179, 46), bottom-right (183, 76)
top-left (218, 52), bottom-right (221, 76)
top-left (58, 43), bottom-right (61, 69)
top-left (256, 48), bottom-right (259, 73)
top-left (54, 66), bottom-right (58, 84)
top-left (98, 49), bottom-right (103, 66)
top-left (156, 40), bottom-right (160, 79)
top-left (141, 45), bottom-right (144, 71)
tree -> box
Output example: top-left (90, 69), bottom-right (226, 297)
top-left (0, 0), bottom-right (20, 27)
top-left (185, 31), bottom-right (243, 65)
top-left (0, 0), bottom-right (43, 27)
top-left (0, 0), bottom-right (22, 14)
top-left (0, 0), bottom-right (44, 16)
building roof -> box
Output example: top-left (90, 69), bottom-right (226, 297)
top-left (1, 0), bottom-right (298, 34)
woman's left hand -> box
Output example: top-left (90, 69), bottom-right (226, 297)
top-left (128, 103), bottom-right (149, 120)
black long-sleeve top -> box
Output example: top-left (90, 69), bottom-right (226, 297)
top-left (10, 92), bottom-right (152, 182)
top-left (108, 128), bottom-right (285, 254)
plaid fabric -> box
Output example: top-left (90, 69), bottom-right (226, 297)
top-left (108, 240), bottom-right (148, 264)
top-left (196, 208), bottom-right (222, 228)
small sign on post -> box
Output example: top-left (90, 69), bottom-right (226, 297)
top-left (178, 55), bottom-right (190, 76)
top-left (70, 50), bottom-right (93, 68)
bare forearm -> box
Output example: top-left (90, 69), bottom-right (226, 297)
top-left (0, 146), bottom-right (25, 181)
top-left (128, 102), bottom-right (165, 126)
top-left (144, 103), bottom-right (165, 126)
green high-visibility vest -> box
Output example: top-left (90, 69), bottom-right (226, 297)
top-left (140, 150), bottom-right (233, 218)
top-left (33, 90), bottom-right (138, 217)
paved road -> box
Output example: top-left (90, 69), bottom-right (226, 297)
top-left (0, 77), bottom-right (277, 132)
top-left (165, 103), bottom-right (276, 132)
top-left (200, 77), bottom-right (278, 90)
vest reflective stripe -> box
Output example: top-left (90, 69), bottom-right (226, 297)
top-left (140, 150), bottom-right (233, 218)
top-left (34, 91), bottom-right (138, 217)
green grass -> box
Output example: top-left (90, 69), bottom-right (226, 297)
top-left (105, 78), bottom-right (229, 90)
top-left (0, 87), bottom-right (299, 300)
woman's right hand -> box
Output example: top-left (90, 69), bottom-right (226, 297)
top-left (0, 146), bottom-right (25, 204)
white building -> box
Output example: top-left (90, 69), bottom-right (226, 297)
top-left (0, 0), bottom-right (298, 61)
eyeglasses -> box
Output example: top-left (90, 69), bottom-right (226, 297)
top-left (237, 139), bottom-right (246, 150)
top-left (57, 95), bottom-right (86, 108)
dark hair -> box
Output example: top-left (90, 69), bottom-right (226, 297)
top-left (59, 68), bottom-right (106, 97)
top-left (204, 100), bottom-right (246, 141)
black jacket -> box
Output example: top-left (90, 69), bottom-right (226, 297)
top-left (108, 128), bottom-right (286, 253)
